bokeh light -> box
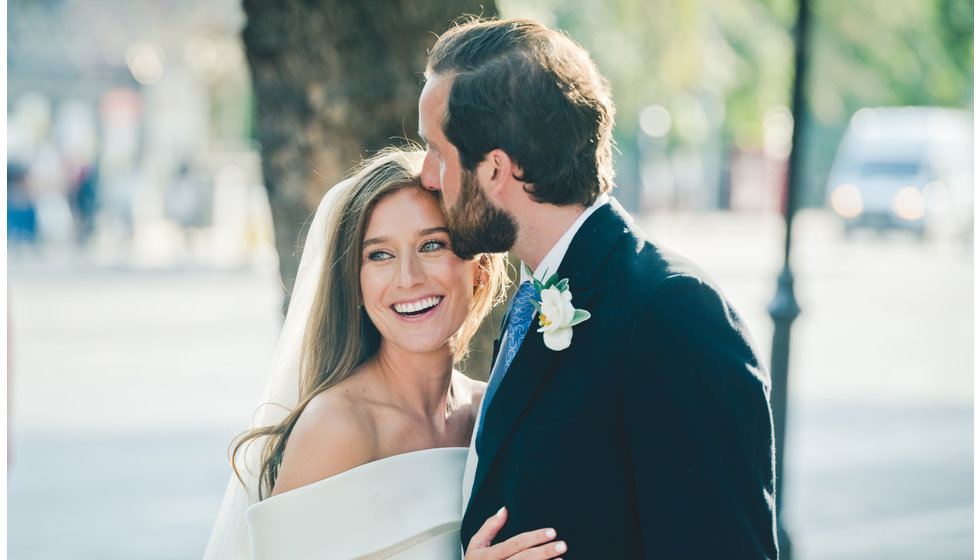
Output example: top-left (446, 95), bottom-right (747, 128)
top-left (126, 42), bottom-right (166, 85)
top-left (830, 183), bottom-right (863, 218)
top-left (639, 105), bottom-right (672, 138)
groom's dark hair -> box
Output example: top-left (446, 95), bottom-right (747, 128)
top-left (426, 18), bottom-right (615, 207)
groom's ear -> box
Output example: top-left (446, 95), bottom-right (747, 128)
top-left (481, 149), bottom-right (523, 199)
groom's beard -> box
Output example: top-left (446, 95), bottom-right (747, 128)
top-left (442, 168), bottom-right (517, 260)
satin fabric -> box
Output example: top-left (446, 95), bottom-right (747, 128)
top-left (247, 448), bottom-right (466, 560)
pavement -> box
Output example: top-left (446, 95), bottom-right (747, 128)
top-left (7, 209), bottom-right (973, 559)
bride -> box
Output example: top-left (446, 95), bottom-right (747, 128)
top-left (204, 149), bottom-right (567, 560)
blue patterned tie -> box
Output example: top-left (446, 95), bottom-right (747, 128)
top-left (476, 281), bottom-right (538, 444)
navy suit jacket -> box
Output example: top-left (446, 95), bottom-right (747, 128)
top-left (461, 199), bottom-right (778, 559)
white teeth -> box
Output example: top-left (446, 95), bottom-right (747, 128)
top-left (393, 296), bottom-right (442, 314)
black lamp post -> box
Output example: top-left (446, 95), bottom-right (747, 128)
top-left (767, 0), bottom-right (810, 558)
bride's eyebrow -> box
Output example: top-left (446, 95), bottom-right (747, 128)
top-left (361, 227), bottom-right (449, 248)
top-left (362, 236), bottom-right (387, 248)
top-left (362, 228), bottom-right (447, 249)
top-left (419, 227), bottom-right (449, 237)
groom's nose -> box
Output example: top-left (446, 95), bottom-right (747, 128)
top-left (420, 152), bottom-right (440, 191)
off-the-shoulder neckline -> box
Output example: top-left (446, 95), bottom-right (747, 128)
top-left (256, 446), bottom-right (468, 505)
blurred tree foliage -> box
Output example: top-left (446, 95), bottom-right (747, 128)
top-left (499, 0), bottom-right (973, 208)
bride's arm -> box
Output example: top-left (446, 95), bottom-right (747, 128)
top-left (271, 391), bottom-right (374, 496)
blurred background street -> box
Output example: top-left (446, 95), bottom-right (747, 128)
top-left (8, 210), bottom-right (972, 559)
top-left (5, 0), bottom-right (972, 558)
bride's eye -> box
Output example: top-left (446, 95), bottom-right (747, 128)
top-left (366, 249), bottom-right (393, 262)
top-left (420, 240), bottom-right (447, 253)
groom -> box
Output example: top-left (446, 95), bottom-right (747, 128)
top-left (419, 18), bottom-right (778, 559)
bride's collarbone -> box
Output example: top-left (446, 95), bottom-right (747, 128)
top-left (312, 367), bottom-right (478, 452)
top-left (375, 398), bottom-right (476, 453)
top-left (371, 401), bottom-right (472, 450)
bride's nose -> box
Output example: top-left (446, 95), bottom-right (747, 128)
top-left (396, 254), bottom-right (425, 288)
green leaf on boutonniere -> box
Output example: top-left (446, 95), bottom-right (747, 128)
top-left (556, 278), bottom-right (569, 292)
top-left (569, 308), bottom-right (591, 326)
top-left (543, 272), bottom-right (559, 289)
top-left (531, 299), bottom-right (542, 313)
top-left (525, 264), bottom-right (543, 293)
top-left (532, 277), bottom-right (544, 293)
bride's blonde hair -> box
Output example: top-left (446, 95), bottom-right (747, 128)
top-left (231, 148), bottom-right (506, 498)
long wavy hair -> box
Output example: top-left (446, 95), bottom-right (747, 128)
top-left (231, 148), bottom-right (506, 499)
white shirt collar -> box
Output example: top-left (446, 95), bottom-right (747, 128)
top-left (519, 193), bottom-right (609, 284)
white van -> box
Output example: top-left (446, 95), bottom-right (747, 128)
top-left (825, 106), bottom-right (973, 237)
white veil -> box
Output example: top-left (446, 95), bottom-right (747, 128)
top-left (203, 179), bottom-right (353, 559)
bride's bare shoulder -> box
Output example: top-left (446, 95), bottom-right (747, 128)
top-left (271, 380), bottom-right (376, 496)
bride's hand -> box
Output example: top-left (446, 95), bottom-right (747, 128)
top-left (464, 506), bottom-right (567, 560)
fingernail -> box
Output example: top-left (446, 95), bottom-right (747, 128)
top-left (545, 528), bottom-right (556, 539)
top-left (555, 542), bottom-right (567, 553)
top-left (496, 506), bottom-right (506, 517)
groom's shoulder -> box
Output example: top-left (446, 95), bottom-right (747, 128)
top-left (603, 208), bottom-right (710, 286)
top-left (580, 199), bottom-right (723, 297)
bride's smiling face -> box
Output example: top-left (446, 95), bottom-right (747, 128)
top-left (360, 187), bottom-right (478, 356)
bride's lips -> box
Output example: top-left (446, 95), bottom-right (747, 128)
top-left (391, 295), bottom-right (444, 320)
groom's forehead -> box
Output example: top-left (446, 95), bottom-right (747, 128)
top-left (418, 80), bottom-right (452, 143)
top-left (421, 73), bottom-right (454, 108)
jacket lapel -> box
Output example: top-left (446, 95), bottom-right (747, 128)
top-left (469, 199), bottom-right (633, 502)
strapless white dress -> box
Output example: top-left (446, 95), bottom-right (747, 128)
top-left (246, 447), bottom-right (466, 560)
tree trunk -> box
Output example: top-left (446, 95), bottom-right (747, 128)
top-left (241, 1), bottom-right (495, 312)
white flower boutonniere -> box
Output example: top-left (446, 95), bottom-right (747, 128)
top-left (526, 265), bottom-right (591, 351)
